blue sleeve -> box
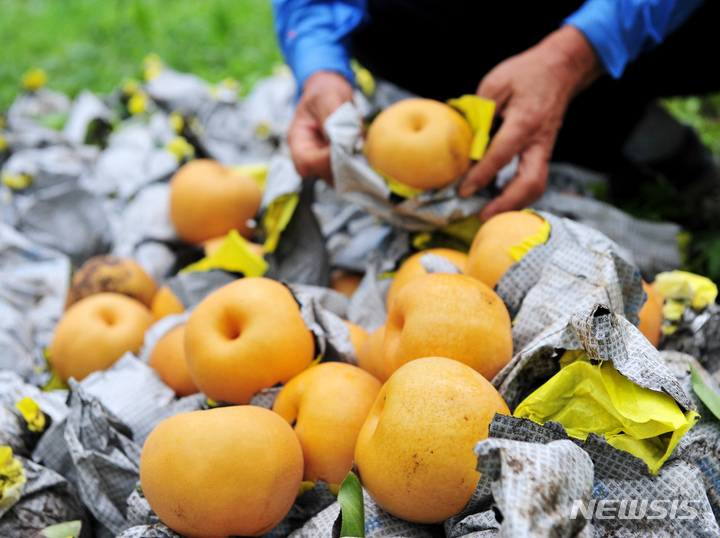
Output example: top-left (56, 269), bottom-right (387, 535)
top-left (270, 0), bottom-right (366, 90)
top-left (564, 0), bottom-right (707, 79)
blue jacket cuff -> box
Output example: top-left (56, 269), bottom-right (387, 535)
top-left (287, 38), bottom-right (355, 90)
top-left (564, 2), bottom-right (626, 79)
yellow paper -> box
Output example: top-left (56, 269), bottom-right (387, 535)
top-left (508, 210), bottom-right (551, 262)
top-left (142, 53), bottom-right (164, 81)
top-left (165, 136), bottom-right (195, 162)
top-left (0, 446), bottom-right (26, 514)
top-left (122, 78), bottom-right (141, 97)
top-left (168, 112), bottom-right (185, 133)
top-left (411, 233), bottom-right (433, 252)
top-left (655, 270), bottom-right (718, 311)
top-left (514, 351), bottom-right (699, 474)
top-left (298, 481), bottom-right (316, 497)
top-left (181, 229), bottom-right (268, 277)
top-left (261, 192), bottom-right (300, 254)
top-left (128, 91), bottom-right (150, 116)
top-left (351, 60), bottom-right (376, 98)
top-left (41, 349), bottom-right (69, 391)
top-left (1, 172), bottom-right (33, 191)
top-left (229, 163), bottom-right (270, 190)
top-left (446, 94), bottom-right (496, 160)
top-left (14, 398), bottom-right (46, 433)
top-left (411, 216), bottom-right (481, 254)
top-left (380, 169), bottom-right (426, 199)
top-left (21, 68), bottom-right (47, 92)
top-left (42, 369), bottom-right (69, 391)
top-left (439, 215), bottom-right (482, 248)
top-left (662, 299), bottom-right (687, 323)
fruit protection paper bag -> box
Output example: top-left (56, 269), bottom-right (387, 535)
top-left (495, 304), bottom-right (694, 428)
top-left (32, 383), bottom-right (142, 537)
top-left (449, 413), bottom-right (720, 537)
top-left (532, 179), bottom-right (683, 279)
top-left (492, 211), bottom-right (646, 353)
top-left (662, 299), bottom-right (720, 376)
top-left (0, 223), bottom-right (72, 384)
top-left (470, 438), bottom-right (594, 537)
top-left (140, 56), bottom-right (292, 165)
top-left (109, 183), bottom-right (178, 283)
top-left (662, 351), bottom-right (720, 520)
top-left (258, 156), bottom-right (333, 287)
top-left (475, 302), bottom-right (720, 534)
top-left (287, 487), bottom-right (443, 538)
top-left (513, 349), bottom-right (698, 474)
top-left (0, 450), bottom-right (91, 538)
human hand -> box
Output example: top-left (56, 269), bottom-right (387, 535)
top-left (458, 26), bottom-right (601, 221)
top-left (287, 71), bottom-right (354, 183)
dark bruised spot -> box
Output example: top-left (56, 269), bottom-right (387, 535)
top-left (412, 460), bottom-right (421, 474)
top-left (463, 416), bottom-right (469, 421)
top-left (98, 276), bottom-right (117, 289)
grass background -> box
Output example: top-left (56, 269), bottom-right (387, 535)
top-left (0, 0), bottom-right (283, 108)
top-left (2, 0), bottom-right (719, 285)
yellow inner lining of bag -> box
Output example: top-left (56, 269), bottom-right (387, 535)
top-left (0, 446), bottom-right (26, 515)
top-left (21, 67), bottom-right (47, 91)
top-left (1, 172), bottom-right (33, 191)
top-left (229, 163), bottom-right (269, 190)
top-left (181, 229), bottom-right (268, 277)
top-left (446, 95), bottom-right (496, 161)
top-left (260, 192), bottom-right (300, 254)
top-left (14, 398), bottom-right (46, 433)
top-left (379, 168), bottom-right (426, 199)
top-left (370, 95), bottom-right (496, 199)
top-left (513, 350), bottom-right (699, 475)
top-left (655, 270), bottom-right (718, 313)
top-left (508, 210), bottom-right (551, 262)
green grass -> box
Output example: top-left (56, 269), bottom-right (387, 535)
top-left (665, 95), bottom-right (720, 157)
top-left (0, 0), bottom-right (283, 110)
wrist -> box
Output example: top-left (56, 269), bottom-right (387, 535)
top-left (303, 70), bottom-right (354, 95)
top-left (540, 25), bottom-right (602, 97)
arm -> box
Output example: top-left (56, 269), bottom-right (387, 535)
top-left (270, 0), bottom-right (366, 180)
top-left (271, 0), bottom-right (365, 90)
top-left (459, 26), bottom-right (601, 220)
top-left (565, 0), bottom-right (707, 79)
top-left (459, 0), bottom-right (706, 221)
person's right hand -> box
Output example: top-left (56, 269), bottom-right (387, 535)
top-left (287, 70), bottom-right (354, 183)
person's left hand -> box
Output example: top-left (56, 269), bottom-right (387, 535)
top-left (458, 25), bottom-right (601, 221)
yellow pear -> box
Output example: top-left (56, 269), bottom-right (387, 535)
top-left (272, 362), bottom-right (381, 489)
top-left (354, 356), bottom-right (510, 523)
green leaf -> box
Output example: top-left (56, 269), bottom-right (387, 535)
top-left (691, 365), bottom-right (720, 421)
top-left (336, 471), bottom-right (365, 538)
top-left (36, 520), bottom-right (82, 538)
